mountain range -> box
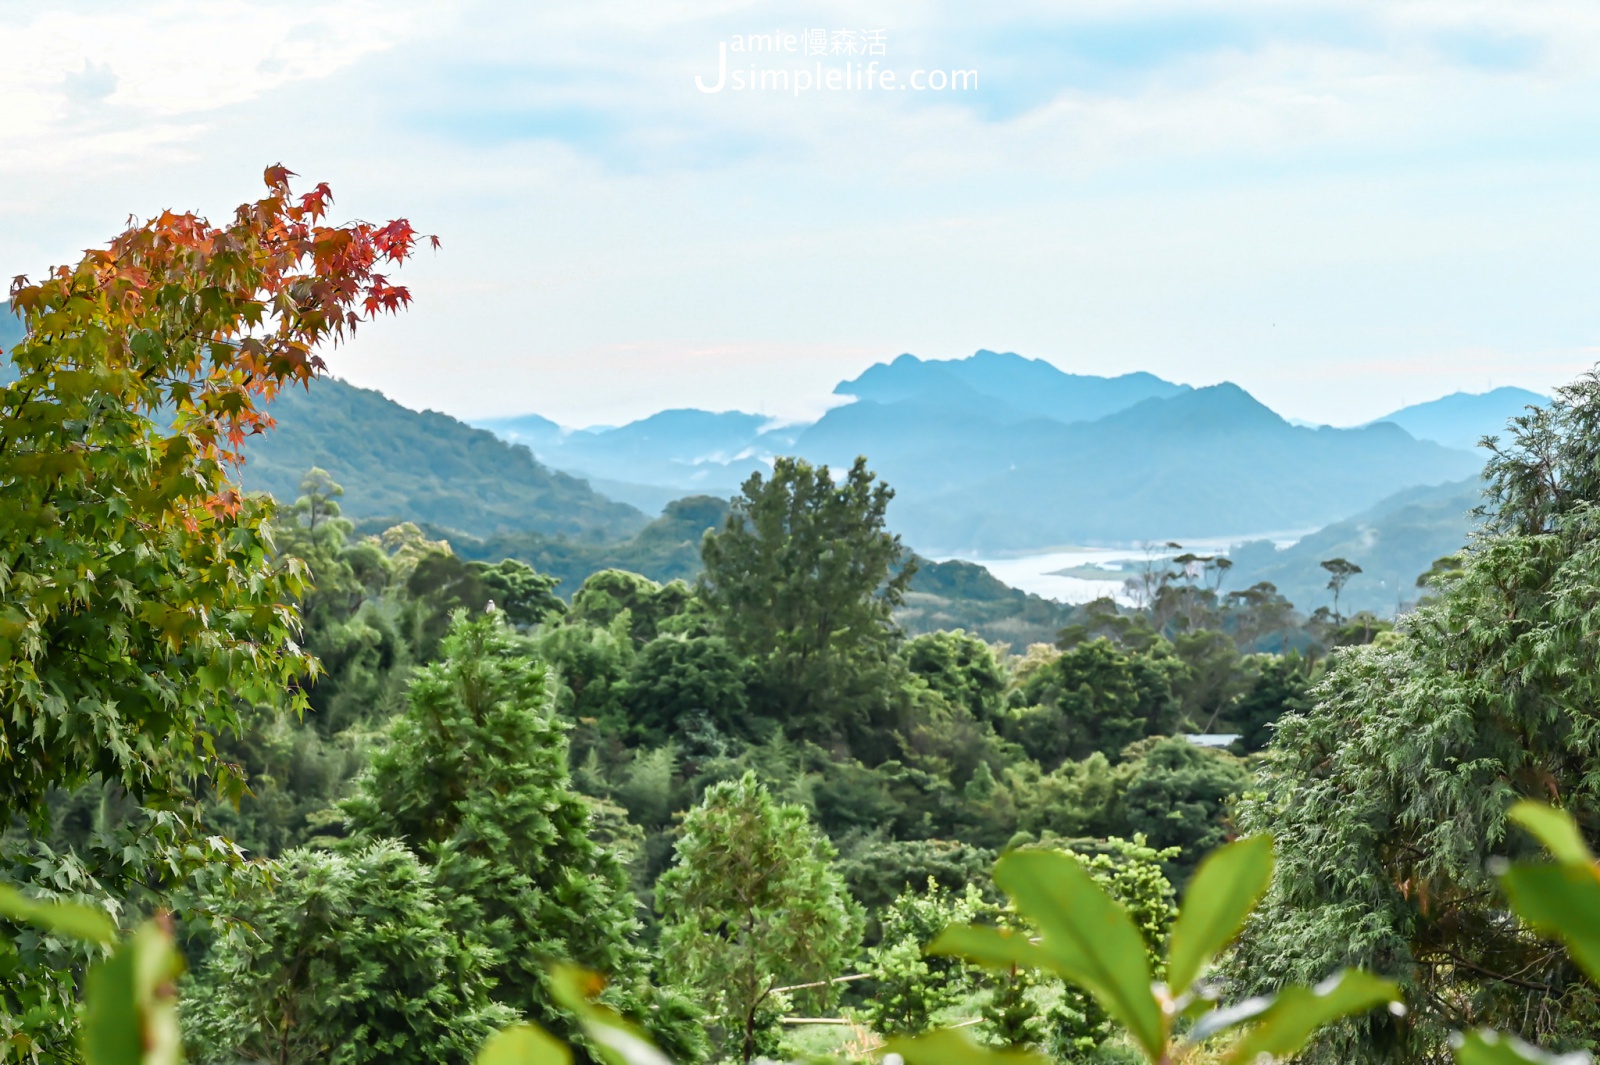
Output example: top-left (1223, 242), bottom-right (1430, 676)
top-left (0, 304), bottom-right (1547, 619)
top-left (0, 305), bottom-right (22, 354)
top-left (1367, 387), bottom-right (1548, 451)
top-left (478, 351), bottom-right (1495, 552)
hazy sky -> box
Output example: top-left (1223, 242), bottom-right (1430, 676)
top-left (3, 1), bottom-right (1598, 427)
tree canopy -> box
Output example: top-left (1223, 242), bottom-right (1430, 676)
top-left (699, 456), bottom-right (914, 731)
top-left (1229, 370), bottom-right (1600, 1060)
top-left (655, 772), bottom-right (862, 1063)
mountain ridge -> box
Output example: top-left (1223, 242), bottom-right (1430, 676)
top-left (1368, 386), bottom-right (1547, 450)
top-left (470, 350), bottom-right (1489, 550)
top-left (241, 377), bottom-right (646, 542)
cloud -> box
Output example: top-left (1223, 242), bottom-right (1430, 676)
top-left (0, 1), bottom-right (436, 172)
top-left (6, 0), bottom-right (1600, 427)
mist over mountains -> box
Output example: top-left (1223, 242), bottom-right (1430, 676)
top-left (477, 350), bottom-right (1490, 553)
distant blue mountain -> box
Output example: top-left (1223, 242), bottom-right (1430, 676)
top-left (1368, 387), bottom-right (1547, 451)
top-left (471, 408), bottom-right (778, 512)
top-left (888, 383), bottom-right (1479, 551)
top-left (836, 350), bottom-right (1189, 422)
top-left (573, 409), bottom-right (773, 464)
top-left (473, 412), bottom-right (565, 450)
top-left (475, 350), bottom-right (1485, 550)
top-left (0, 303), bottom-right (23, 353)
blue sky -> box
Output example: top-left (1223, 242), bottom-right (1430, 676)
top-left (3, 0), bottom-right (1599, 426)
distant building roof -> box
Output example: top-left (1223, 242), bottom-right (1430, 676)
top-left (1182, 733), bottom-right (1241, 749)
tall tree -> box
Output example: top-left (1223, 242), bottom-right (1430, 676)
top-left (0, 168), bottom-right (423, 1056)
top-left (655, 772), bottom-right (862, 1063)
top-left (1318, 557), bottom-right (1362, 624)
top-left (339, 612), bottom-right (672, 1057)
top-left (699, 456), bottom-right (914, 729)
top-left (1228, 370), bottom-right (1600, 1061)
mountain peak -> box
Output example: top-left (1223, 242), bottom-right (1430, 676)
top-left (834, 349), bottom-right (1188, 424)
top-left (1369, 386), bottom-right (1548, 450)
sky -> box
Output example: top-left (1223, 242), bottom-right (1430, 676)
top-left (3, 0), bottom-right (1599, 428)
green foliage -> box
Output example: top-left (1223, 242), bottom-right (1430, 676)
top-left (1037, 837), bottom-right (1178, 1060)
top-left (833, 836), bottom-right (997, 914)
top-left (1448, 801), bottom-right (1600, 1064)
top-left (933, 835), bottom-right (1400, 1064)
top-left (0, 280), bottom-right (311, 825)
top-left (1112, 738), bottom-right (1251, 870)
top-left (532, 616), bottom-right (635, 726)
top-left (700, 456), bottom-right (914, 733)
top-left (1228, 371), bottom-right (1600, 1061)
top-left (474, 559), bottom-right (566, 628)
top-left (1008, 638), bottom-right (1179, 767)
top-left (1165, 834), bottom-right (1272, 998)
top-left (623, 635), bottom-right (749, 745)
top-left (570, 570), bottom-right (692, 645)
top-left (339, 612), bottom-right (652, 1051)
top-left (84, 921), bottom-right (185, 1065)
top-left (906, 631), bottom-right (1008, 723)
top-left (655, 772), bottom-right (863, 1063)
top-left (1229, 654), bottom-right (1314, 754)
top-left (866, 880), bottom-right (990, 1036)
top-left (183, 842), bottom-right (512, 1065)
top-left (0, 169), bottom-right (425, 1057)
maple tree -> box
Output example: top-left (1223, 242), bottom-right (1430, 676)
top-left (0, 167), bottom-right (429, 1059)
top-left (0, 164), bottom-right (428, 824)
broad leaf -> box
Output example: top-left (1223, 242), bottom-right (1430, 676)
top-left (1452, 1029), bottom-right (1593, 1065)
top-left (0, 885), bottom-right (115, 945)
top-left (1187, 993), bottom-right (1275, 1044)
top-left (1166, 834), bottom-right (1274, 998)
top-left (1508, 803), bottom-right (1595, 866)
top-left (928, 923), bottom-right (1054, 972)
top-left (1501, 864), bottom-right (1600, 984)
top-left (884, 1027), bottom-right (1052, 1065)
top-left (477, 1023), bottom-right (573, 1065)
top-left (549, 964), bottom-right (672, 1065)
top-left (993, 849), bottom-right (1164, 1060)
top-left (82, 922), bottom-right (184, 1065)
top-left (1212, 969), bottom-right (1400, 1064)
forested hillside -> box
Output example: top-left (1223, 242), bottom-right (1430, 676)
top-left (241, 375), bottom-right (647, 540)
top-left (1224, 477), bottom-right (1483, 617)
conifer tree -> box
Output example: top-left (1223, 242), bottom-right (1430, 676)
top-left (655, 771), bottom-right (862, 1063)
top-left (699, 456), bottom-right (913, 734)
top-left (1228, 371), bottom-right (1600, 1060)
top-left (340, 612), bottom-right (694, 1059)
top-left (183, 842), bottom-right (513, 1065)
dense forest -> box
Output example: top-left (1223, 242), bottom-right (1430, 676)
top-left (4, 174), bottom-right (1600, 1065)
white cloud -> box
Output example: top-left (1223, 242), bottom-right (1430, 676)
top-left (5, 0), bottom-right (1600, 427)
top-left (0, 1), bottom-right (437, 171)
